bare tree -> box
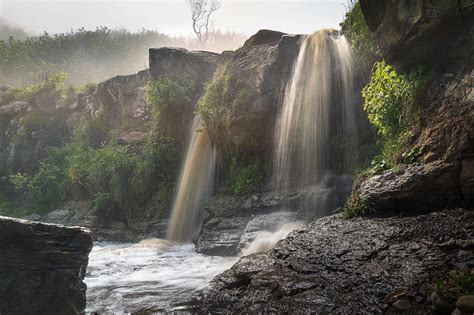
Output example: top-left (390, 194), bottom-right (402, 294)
top-left (186, 0), bottom-right (221, 49)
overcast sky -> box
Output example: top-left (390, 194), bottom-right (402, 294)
top-left (0, 0), bottom-right (348, 36)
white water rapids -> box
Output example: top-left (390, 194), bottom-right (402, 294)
top-left (85, 216), bottom-right (302, 313)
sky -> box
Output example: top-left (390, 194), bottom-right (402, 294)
top-left (0, 0), bottom-right (349, 36)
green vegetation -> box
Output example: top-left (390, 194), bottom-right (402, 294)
top-left (340, 1), bottom-right (380, 73)
top-left (341, 191), bottom-right (372, 219)
top-left (0, 26), bottom-right (246, 86)
top-left (146, 76), bottom-right (195, 115)
top-left (8, 130), bottom-right (179, 221)
top-left (198, 64), bottom-right (265, 194)
top-left (227, 157), bottom-right (264, 195)
top-left (198, 64), bottom-right (257, 142)
top-left (362, 61), bottom-right (427, 168)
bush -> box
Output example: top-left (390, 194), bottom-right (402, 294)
top-left (146, 76), bottom-right (195, 115)
top-left (342, 192), bottom-right (372, 219)
top-left (362, 61), bottom-right (426, 165)
top-left (227, 157), bottom-right (264, 195)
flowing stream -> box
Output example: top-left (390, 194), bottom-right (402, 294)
top-left (85, 219), bottom-right (301, 313)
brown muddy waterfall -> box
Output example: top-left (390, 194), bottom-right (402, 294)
top-left (273, 30), bottom-right (357, 218)
top-left (167, 115), bottom-right (217, 242)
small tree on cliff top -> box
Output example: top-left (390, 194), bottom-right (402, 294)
top-left (187, 0), bottom-right (221, 48)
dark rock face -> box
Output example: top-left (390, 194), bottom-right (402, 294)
top-left (149, 47), bottom-right (219, 103)
top-left (206, 31), bottom-right (300, 154)
top-left (356, 1), bottom-right (474, 212)
top-left (0, 216), bottom-right (93, 315)
top-left (195, 190), bottom-right (304, 256)
top-left (359, 161), bottom-right (462, 211)
top-left (199, 208), bottom-right (474, 313)
top-left (196, 176), bottom-right (352, 256)
top-left (360, 0), bottom-right (473, 67)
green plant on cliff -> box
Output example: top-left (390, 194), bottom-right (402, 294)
top-left (340, 1), bottom-right (380, 73)
top-left (227, 156), bottom-right (264, 195)
top-left (146, 75), bottom-right (195, 115)
top-left (198, 65), bottom-right (229, 138)
top-left (362, 61), bottom-right (426, 166)
top-left (342, 191), bottom-right (372, 219)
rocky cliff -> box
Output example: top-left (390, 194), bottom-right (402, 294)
top-left (0, 216), bottom-right (92, 314)
top-left (356, 0), bottom-right (474, 212)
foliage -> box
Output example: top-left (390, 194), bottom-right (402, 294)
top-left (0, 26), bottom-right (246, 86)
top-left (75, 115), bottom-right (110, 148)
top-left (342, 192), bottom-right (372, 219)
top-left (198, 65), bottom-right (229, 138)
top-left (362, 61), bottom-right (427, 165)
top-left (7, 123), bottom-right (179, 220)
top-left (367, 155), bottom-right (391, 175)
top-left (339, 1), bottom-right (380, 73)
top-left (146, 76), bottom-right (195, 115)
top-left (227, 157), bottom-right (264, 195)
top-left (401, 145), bottom-right (425, 165)
top-left (198, 64), bottom-right (257, 142)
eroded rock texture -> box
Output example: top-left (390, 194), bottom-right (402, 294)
top-left (0, 216), bottom-right (93, 315)
top-left (360, 0), bottom-right (473, 68)
top-left (198, 208), bottom-right (474, 313)
top-left (356, 0), bottom-right (474, 212)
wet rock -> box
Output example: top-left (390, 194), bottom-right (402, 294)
top-left (198, 208), bottom-right (474, 313)
top-left (456, 295), bottom-right (474, 313)
top-left (0, 216), bottom-right (92, 314)
top-left (358, 162), bottom-right (461, 211)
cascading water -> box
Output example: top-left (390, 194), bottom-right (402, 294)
top-left (273, 29), bottom-right (358, 218)
top-left (86, 30), bottom-right (359, 313)
top-left (167, 114), bottom-right (217, 242)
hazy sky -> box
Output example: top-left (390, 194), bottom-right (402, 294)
top-left (0, 0), bottom-right (348, 36)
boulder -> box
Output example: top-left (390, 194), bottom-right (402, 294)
top-left (358, 161), bottom-right (462, 211)
top-left (0, 216), bottom-right (93, 314)
top-left (199, 208), bottom-right (474, 313)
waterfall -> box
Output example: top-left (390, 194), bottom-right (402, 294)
top-left (167, 114), bottom-right (217, 242)
top-left (273, 30), bottom-right (357, 218)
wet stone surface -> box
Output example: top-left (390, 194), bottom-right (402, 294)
top-left (195, 208), bottom-right (474, 313)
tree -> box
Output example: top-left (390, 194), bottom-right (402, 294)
top-left (186, 0), bottom-right (221, 48)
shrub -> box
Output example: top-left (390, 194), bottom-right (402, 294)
top-left (342, 192), bottom-right (372, 219)
top-left (146, 75), bottom-right (195, 115)
top-left (75, 115), bottom-right (110, 148)
top-left (362, 61), bottom-right (426, 165)
top-left (227, 157), bottom-right (264, 195)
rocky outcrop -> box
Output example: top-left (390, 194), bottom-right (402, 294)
top-left (196, 190), bottom-right (304, 256)
top-left (360, 0), bottom-right (473, 68)
top-left (355, 0), bottom-right (474, 212)
top-left (149, 47), bottom-right (219, 103)
top-left (359, 161), bottom-right (462, 211)
top-left (198, 208), bottom-right (474, 313)
top-left (204, 30), bottom-right (300, 153)
top-left (196, 175), bottom-right (352, 256)
top-left (0, 216), bottom-right (93, 314)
